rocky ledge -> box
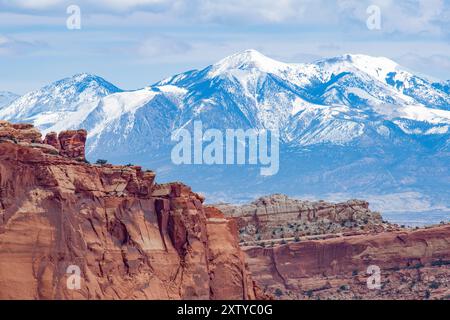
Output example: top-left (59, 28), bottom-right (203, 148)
top-left (214, 194), bottom-right (394, 244)
top-left (0, 121), bottom-right (263, 300)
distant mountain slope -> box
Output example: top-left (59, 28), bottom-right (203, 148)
top-left (1, 50), bottom-right (449, 218)
top-left (0, 91), bottom-right (19, 109)
top-left (0, 73), bottom-right (122, 133)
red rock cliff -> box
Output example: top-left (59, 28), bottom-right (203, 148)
top-left (244, 225), bottom-right (450, 299)
top-left (0, 121), bottom-right (261, 300)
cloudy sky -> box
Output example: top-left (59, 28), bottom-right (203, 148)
top-left (1, 0), bottom-right (449, 93)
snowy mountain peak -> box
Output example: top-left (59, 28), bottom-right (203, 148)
top-left (208, 49), bottom-right (289, 77)
top-left (50, 73), bottom-right (122, 94)
top-left (0, 73), bottom-right (122, 133)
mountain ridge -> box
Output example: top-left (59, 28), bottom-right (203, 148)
top-left (1, 50), bottom-right (449, 219)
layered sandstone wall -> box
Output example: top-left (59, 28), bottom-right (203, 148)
top-left (244, 225), bottom-right (450, 299)
top-left (0, 121), bottom-right (261, 300)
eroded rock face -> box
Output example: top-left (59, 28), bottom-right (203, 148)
top-left (0, 122), bottom-right (260, 300)
top-left (216, 194), bottom-right (391, 244)
top-left (244, 225), bottom-right (450, 300)
top-left (0, 120), bottom-right (42, 143)
top-left (58, 129), bottom-right (87, 161)
top-left (43, 132), bottom-right (61, 151)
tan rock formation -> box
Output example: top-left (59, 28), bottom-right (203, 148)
top-left (216, 194), bottom-right (391, 244)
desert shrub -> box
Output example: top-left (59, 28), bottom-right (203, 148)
top-left (274, 289), bottom-right (283, 297)
top-left (429, 282), bottom-right (440, 289)
top-left (413, 263), bottom-right (424, 269)
top-left (96, 159), bottom-right (108, 165)
top-left (431, 259), bottom-right (450, 267)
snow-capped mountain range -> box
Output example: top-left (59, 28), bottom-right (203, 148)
top-left (1, 50), bottom-right (449, 221)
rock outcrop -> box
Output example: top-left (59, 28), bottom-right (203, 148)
top-left (216, 194), bottom-right (391, 244)
top-left (43, 129), bottom-right (87, 161)
top-left (0, 121), bottom-right (41, 143)
top-left (244, 224), bottom-right (450, 300)
top-left (57, 129), bottom-right (87, 161)
top-left (0, 121), bottom-right (260, 300)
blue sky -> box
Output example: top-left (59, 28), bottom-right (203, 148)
top-left (1, 0), bottom-right (450, 94)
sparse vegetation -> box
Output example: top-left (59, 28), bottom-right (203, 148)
top-left (429, 281), bottom-right (440, 289)
top-left (274, 288), bottom-right (283, 297)
top-left (96, 159), bottom-right (108, 165)
top-left (431, 259), bottom-right (450, 267)
top-left (339, 284), bottom-right (349, 291)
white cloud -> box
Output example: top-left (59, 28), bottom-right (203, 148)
top-left (1, 0), bottom-right (448, 36)
top-left (1, 0), bottom-right (64, 10)
top-left (137, 35), bottom-right (191, 58)
top-left (336, 0), bottom-right (449, 35)
top-left (0, 34), bottom-right (45, 56)
top-left (398, 53), bottom-right (450, 81)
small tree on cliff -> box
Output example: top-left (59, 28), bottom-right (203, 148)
top-left (96, 159), bottom-right (108, 165)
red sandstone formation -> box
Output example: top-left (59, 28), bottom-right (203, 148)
top-left (1, 121), bottom-right (448, 301)
top-left (244, 224), bottom-right (450, 300)
top-left (0, 121), bottom-right (260, 300)
top-left (57, 129), bottom-right (87, 161)
top-left (43, 131), bottom-right (61, 151)
top-left (0, 121), bottom-right (41, 143)
top-left (43, 129), bottom-right (87, 161)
